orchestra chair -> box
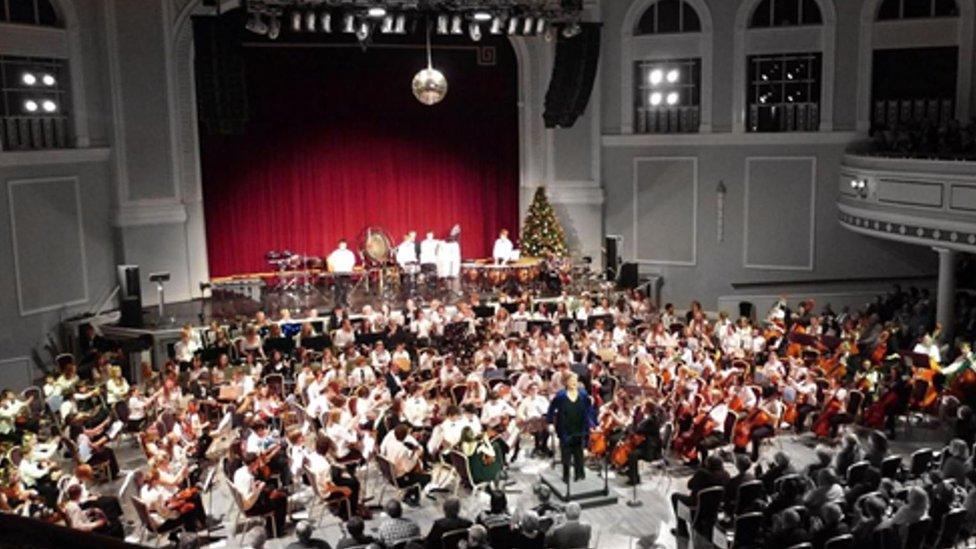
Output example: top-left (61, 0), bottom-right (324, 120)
top-left (225, 478), bottom-right (278, 542)
top-left (450, 384), bottom-right (467, 405)
top-left (823, 534), bottom-right (853, 549)
top-left (711, 511), bottom-right (762, 549)
top-left (880, 455), bottom-right (902, 479)
top-left (907, 448), bottom-right (934, 483)
top-left (441, 527), bottom-right (470, 549)
top-left (676, 486), bottom-right (724, 538)
top-left (903, 516), bottom-right (932, 549)
top-left (929, 507), bottom-right (965, 549)
top-left (486, 522), bottom-right (512, 548)
top-left (845, 460), bottom-right (871, 486)
top-left (301, 467), bottom-right (351, 529)
top-left (375, 454), bottom-right (421, 505)
top-left (873, 526), bottom-right (900, 549)
top-left (447, 450), bottom-right (491, 498)
top-left (62, 436), bottom-right (112, 484)
top-left (392, 537), bottom-right (424, 549)
top-left (131, 495), bottom-right (185, 547)
top-left (646, 422), bottom-right (674, 493)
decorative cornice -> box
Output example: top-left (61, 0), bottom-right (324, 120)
top-left (537, 184), bottom-right (604, 205)
top-left (0, 147), bottom-right (110, 167)
top-left (837, 204), bottom-right (976, 253)
top-left (602, 131), bottom-right (863, 148)
top-left (113, 200), bottom-right (188, 227)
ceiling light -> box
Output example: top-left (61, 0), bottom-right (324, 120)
top-left (381, 15), bottom-right (394, 33)
top-left (356, 21), bottom-right (371, 41)
top-left (343, 14), bottom-right (356, 33)
top-left (522, 16), bottom-right (534, 35)
top-left (450, 15), bottom-right (463, 34)
top-left (666, 69), bottom-right (679, 83)
top-left (561, 22), bottom-right (581, 38)
top-left (666, 92), bottom-right (679, 105)
top-left (468, 22), bottom-right (482, 41)
top-left (394, 14), bottom-right (406, 34)
top-left (437, 14), bottom-right (449, 34)
top-left (649, 92), bottom-right (662, 106)
top-left (536, 18), bottom-right (546, 35)
top-left (42, 99), bottom-right (57, 112)
top-left (507, 16), bottom-right (519, 34)
top-left (245, 12), bottom-right (267, 34)
top-left (367, 6), bottom-right (386, 18)
top-left (24, 100), bottom-right (38, 112)
top-left (290, 11), bottom-right (301, 32)
top-left (22, 72), bottom-right (37, 86)
top-left (490, 16), bottom-right (504, 34)
top-left (268, 14), bottom-right (281, 39)
top-left (305, 11), bottom-right (317, 32)
top-left (42, 74), bottom-right (56, 86)
top-left (473, 11), bottom-right (492, 22)
top-left (649, 69), bottom-right (663, 85)
top-left (319, 12), bottom-right (331, 32)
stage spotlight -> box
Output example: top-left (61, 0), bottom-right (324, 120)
top-left (507, 16), bottom-right (519, 34)
top-left (394, 14), bottom-right (406, 34)
top-left (268, 14), bottom-right (281, 39)
top-left (21, 72), bottom-right (36, 86)
top-left (561, 22), bottom-right (581, 38)
top-left (356, 21), bottom-right (371, 41)
top-left (450, 15), bottom-right (463, 34)
top-left (468, 22), bottom-right (482, 41)
top-left (666, 92), bottom-right (679, 105)
top-left (41, 99), bottom-right (57, 112)
top-left (23, 99), bottom-right (38, 112)
top-left (319, 12), bottom-right (331, 32)
top-left (490, 16), bottom-right (504, 34)
top-left (381, 14), bottom-right (394, 33)
top-left (535, 18), bottom-right (546, 35)
top-left (437, 14), bottom-right (449, 34)
top-left (649, 92), bottom-right (662, 106)
top-left (666, 69), bottom-right (679, 83)
top-left (474, 11), bottom-right (492, 22)
top-left (649, 69), bottom-right (663, 85)
top-left (367, 6), bottom-right (386, 18)
top-left (42, 74), bottom-right (56, 86)
top-left (522, 16), bottom-right (534, 35)
top-left (305, 11), bottom-right (317, 31)
top-left (290, 11), bottom-right (301, 32)
top-left (342, 14), bottom-right (356, 33)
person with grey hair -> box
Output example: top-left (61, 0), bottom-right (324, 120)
top-left (241, 525), bottom-right (267, 549)
top-left (512, 510), bottom-right (545, 549)
top-left (377, 499), bottom-right (421, 547)
top-left (463, 524), bottom-right (492, 549)
top-left (285, 520), bottom-right (332, 549)
top-left (544, 502), bottom-right (591, 549)
top-left (425, 497), bottom-right (472, 549)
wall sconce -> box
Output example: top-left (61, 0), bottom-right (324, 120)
top-left (716, 180), bottom-right (727, 242)
top-left (849, 178), bottom-right (868, 198)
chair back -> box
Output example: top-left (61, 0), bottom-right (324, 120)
top-left (450, 384), bottom-right (467, 404)
top-left (872, 526), bottom-right (899, 549)
top-left (903, 516), bottom-right (932, 549)
top-left (441, 528), bottom-right (470, 549)
top-left (486, 522), bottom-right (510, 548)
top-left (376, 454), bottom-right (399, 486)
top-left (130, 496), bottom-right (157, 533)
top-left (660, 422), bottom-right (673, 451)
top-left (824, 534), bottom-right (853, 549)
top-left (449, 450), bottom-right (476, 490)
top-left (692, 486), bottom-right (724, 533)
top-left (734, 480), bottom-right (764, 514)
top-left (909, 448), bottom-right (933, 477)
top-left (933, 507), bottom-right (966, 548)
top-left (846, 460), bottom-right (871, 485)
top-left (723, 413), bottom-right (737, 442)
top-left (392, 537), bottom-right (423, 549)
top-left (732, 512), bottom-right (763, 547)
top-left (880, 455), bottom-right (901, 479)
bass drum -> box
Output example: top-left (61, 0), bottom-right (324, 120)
top-left (358, 226), bottom-right (393, 266)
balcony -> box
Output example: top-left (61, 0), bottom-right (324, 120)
top-left (837, 153), bottom-right (976, 253)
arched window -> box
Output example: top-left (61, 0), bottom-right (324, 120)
top-left (635, 0), bottom-right (701, 35)
top-left (749, 0), bottom-right (822, 28)
top-left (877, 0), bottom-right (958, 20)
top-left (0, 0), bottom-right (60, 27)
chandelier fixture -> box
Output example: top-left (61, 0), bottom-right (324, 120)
top-left (412, 20), bottom-right (447, 106)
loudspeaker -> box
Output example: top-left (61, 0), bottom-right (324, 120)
top-left (604, 235), bottom-right (620, 282)
top-left (194, 13), bottom-right (248, 135)
top-left (117, 265), bottom-right (143, 328)
top-left (543, 22), bottom-right (601, 129)
top-left (739, 301), bottom-right (755, 321)
top-left (617, 262), bottom-right (639, 289)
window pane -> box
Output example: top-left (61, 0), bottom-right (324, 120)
top-left (877, 0), bottom-right (901, 19)
top-left (903, 0), bottom-right (932, 17)
top-left (801, 0), bottom-right (823, 24)
top-left (37, 0), bottom-right (57, 26)
top-left (635, 5), bottom-right (656, 34)
top-left (934, 0), bottom-right (958, 16)
top-left (656, 0), bottom-right (680, 33)
top-left (682, 2), bottom-right (701, 32)
top-left (751, 0), bottom-right (772, 27)
top-left (8, 0), bottom-right (35, 24)
top-left (773, 0), bottom-right (800, 26)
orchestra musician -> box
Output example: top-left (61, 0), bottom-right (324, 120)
top-left (327, 239), bottom-right (356, 307)
top-left (379, 424), bottom-right (431, 505)
top-left (492, 229), bottom-right (514, 264)
top-left (232, 452), bottom-right (288, 537)
top-left (623, 400), bottom-right (665, 485)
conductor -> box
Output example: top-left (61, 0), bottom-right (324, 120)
top-left (547, 372), bottom-right (595, 483)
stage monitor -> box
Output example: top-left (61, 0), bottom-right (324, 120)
top-left (117, 265), bottom-right (142, 328)
top-left (617, 262), bottom-right (639, 289)
top-left (543, 22), bottom-right (602, 128)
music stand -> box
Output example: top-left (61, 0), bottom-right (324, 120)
top-left (473, 305), bottom-right (495, 319)
top-left (300, 335), bottom-right (332, 352)
top-left (900, 351), bottom-right (932, 369)
top-left (263, 337), bottom-right (295, 356)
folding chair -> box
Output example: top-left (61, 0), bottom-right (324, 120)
top-left (376, 454), bottom-right (421, 505)
top-left (130, 495), bottom-right (185, 547)
top-left (225, 479), bottom-right (278, 541)
top-left (441, 527), bottom-right (470, 549)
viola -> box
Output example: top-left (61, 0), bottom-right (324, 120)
top-left (811, 396), bottom-right (844, 438)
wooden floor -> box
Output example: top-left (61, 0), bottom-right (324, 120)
top-left (105, 421), bottom-right (948, 549)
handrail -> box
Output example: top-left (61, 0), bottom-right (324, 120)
top-left (730, 274), bottom-right (936, 290)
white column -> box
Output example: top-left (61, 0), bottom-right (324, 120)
top-left (934, 247), bottom-right (957, 342)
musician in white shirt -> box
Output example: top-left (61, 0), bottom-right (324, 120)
top-left (517, 383), bottom-right (551, 456)
top-left (327, 239), bottom-right (356, 306)
top-left (403, 384), bottom-right (432, 427)
top-left (696, 392), bottom-right (729, 462)
top-left (379, 424), bottom-right (430, 502)
top-left (419, 231), bottom-right (439, 266)
top-left (232, 453), bottom-right (287, 537)
top-left (396, 231), bottom-right (418, 266)
top-left (492, 229), bottom-right (514, 264)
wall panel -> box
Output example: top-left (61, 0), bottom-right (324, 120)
top-left (633, 157), bottom-right (697, 265)
top-left (744, 157), bottom-right (816, 270)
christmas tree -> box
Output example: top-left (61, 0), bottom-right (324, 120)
top-left (520, 187), bottom-right (569, 258)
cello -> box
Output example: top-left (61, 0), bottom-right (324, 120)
top-left (673, 400), bottom-right (718, 462)
top-left (811, 385), bottom-right (844, 438)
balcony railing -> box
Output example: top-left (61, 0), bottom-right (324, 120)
top-left (1, 115), bottom-right (69, 150)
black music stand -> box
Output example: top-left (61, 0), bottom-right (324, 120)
top-left (473, 306), bottom-right (495, 319)
top-left (356, 332), bottom-right (386, 347)
top-left (527, 320), bottom-right (552, 334)
top-left (299, 335), bottom-right (332, 352)
top-left (263, 337), bottom-right (295, 356)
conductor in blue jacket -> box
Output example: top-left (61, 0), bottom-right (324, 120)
top-left (547, 372), bottom-right (596, 483)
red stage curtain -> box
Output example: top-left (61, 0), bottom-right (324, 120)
top-left (200, 39), bottom-right (519, 277)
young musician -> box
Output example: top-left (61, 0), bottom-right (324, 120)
top-left (492, 229), bottom-right (514, 264)
top-left (327, 239), bottom-right (356, 307)
top-left (232, 452), bottom-right (288, 537)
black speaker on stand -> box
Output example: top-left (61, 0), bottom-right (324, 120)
top-left (617, 263), bottom-right (639, 289)
top-left (604, 236), bottom-right (621, 282)
top-left (543, 22), bottom-right (602, 129)
top-left (118, 265), bottom-right (143, 328)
